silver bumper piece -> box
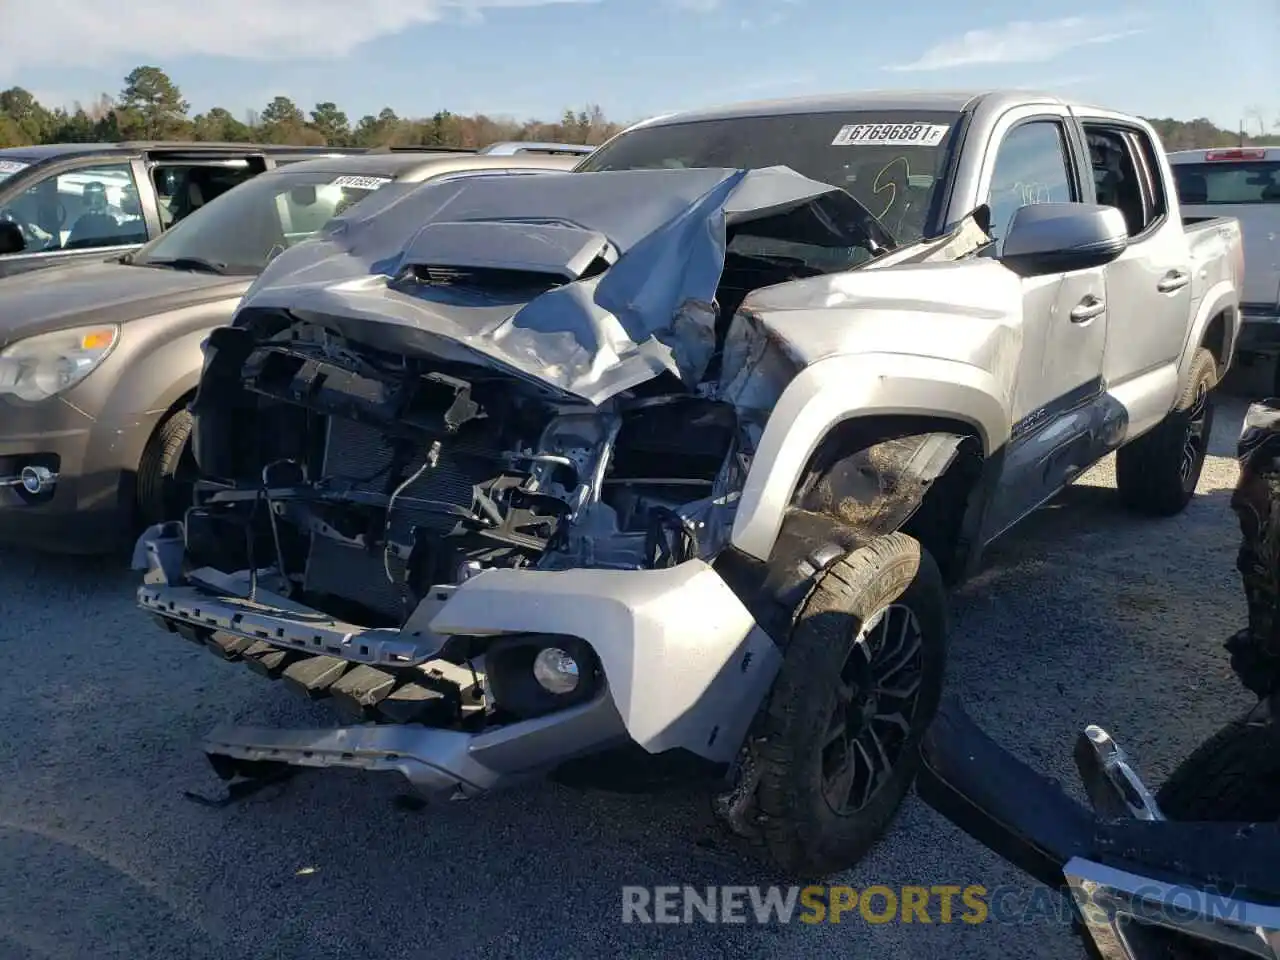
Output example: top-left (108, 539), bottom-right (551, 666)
top-left (1066, 858), bottom-right (1280, 959)
top-left (203, 693), bottom-right (628, 799)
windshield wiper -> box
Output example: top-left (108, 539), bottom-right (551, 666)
top-left (141, 256), bottom-right (229, 275)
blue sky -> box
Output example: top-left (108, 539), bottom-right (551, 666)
top-left (2, 0), bottom-right (1276, 132)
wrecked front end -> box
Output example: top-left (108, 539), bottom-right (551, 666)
top-left (136, 308), bottom-right (790, 796)
top-left (133, 166), bottom-right (969, 801)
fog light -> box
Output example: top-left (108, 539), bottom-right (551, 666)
top-left (20, 465), bottom-right (56, 494)
top-left (533, 647), bottom-right (580, 694)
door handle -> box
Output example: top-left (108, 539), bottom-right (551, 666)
top-left (1070, 295), bottom-right (1106, 323)
top-left (1157, 270), bottom-right (1190, 293)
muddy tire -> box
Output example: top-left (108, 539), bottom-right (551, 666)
top-left (1156, 715), bottom-right (1280, 822)
top-left (717, 532), bottom-right (947, 878)
top-left (1115, 348), bottom-right (1217, 517)
top-left (136, 407), bottom-right (195, 528)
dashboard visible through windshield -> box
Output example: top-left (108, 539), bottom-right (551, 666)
top-left (578, 110), bottom-right (961, 244)
top-left (129, 169), bottom-right (392, 276)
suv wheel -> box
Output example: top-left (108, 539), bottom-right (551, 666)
top-left (136, 407), bottom-right (195, 528)
top-left (1115, 347), bottom-right (1217, 517)
top-left (715, 532), bottom-right (947, 877)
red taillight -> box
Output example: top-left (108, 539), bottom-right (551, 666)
top-left (1204, 148), bottom-right (1267, 161)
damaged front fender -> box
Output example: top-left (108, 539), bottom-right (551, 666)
top-left (729, 352), bottom-right (1009, 562)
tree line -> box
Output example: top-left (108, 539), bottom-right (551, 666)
top-left (0, 66), bottom-right (623, 150)
top-left (2, 65), bottom-right (1277, 152)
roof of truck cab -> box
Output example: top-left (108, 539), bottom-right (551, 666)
top-left (636, 89), bottom-right (1068, 126)
top-left (265, 151), bottom-right (581, 182)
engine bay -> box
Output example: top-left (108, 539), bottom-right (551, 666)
top-left (186, 315), bottom-right (751, 627)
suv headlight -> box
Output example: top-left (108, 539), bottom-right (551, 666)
top-left (0, 324), bottom-right (120, 402)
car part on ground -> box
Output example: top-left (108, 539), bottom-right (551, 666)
top-left (918, 398), bottom-right (1280, 958)
top-left (134, 90), bottom-right (1243, 879)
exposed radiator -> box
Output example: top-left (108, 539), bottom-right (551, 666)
top-left (303, 415), bottom-right (485, 620)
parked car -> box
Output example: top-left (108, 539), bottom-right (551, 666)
top-left (1168, 146), bottom-right (1280, 360)
top-left (0, 150), bottom-right (578, 554)
top-left (132, 90), bottom-right (1242, 878)
top-left (0, 141), bottom-right (372, 278)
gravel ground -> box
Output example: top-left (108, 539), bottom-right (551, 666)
top-left (0, 375), bottom-right (1265, 960)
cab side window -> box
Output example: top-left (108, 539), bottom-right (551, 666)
top-left (1081, 123), bottom-right (1166, 238)
top-left (986, 120), bottom-right (1078, 250)
top-left (0, 162), bottom-right (147, 254)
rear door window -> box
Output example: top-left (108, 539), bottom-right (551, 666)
top-left (151, 161), bottom-right (259, 229)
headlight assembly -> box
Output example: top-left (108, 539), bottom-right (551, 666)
top-left (0, 324), bottom-right (120, 402)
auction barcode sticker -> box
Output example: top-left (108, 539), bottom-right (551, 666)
top-left (831, 124), bottom-right (951, 147)
top-left (0, 160), bottom-right (29, 174)
top-left (331, 175), bottom-right (392, 189)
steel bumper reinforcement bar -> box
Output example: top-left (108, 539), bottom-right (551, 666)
top-left (137, 566), bottom-right (450, 668)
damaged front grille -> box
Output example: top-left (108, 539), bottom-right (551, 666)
top-left (303, 415), bottom-right (491, 620)
top-left (187, 317), bottom-right (748, 634)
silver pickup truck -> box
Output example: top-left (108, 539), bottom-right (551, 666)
top-left (133, 90), bottom-right (1243, 878)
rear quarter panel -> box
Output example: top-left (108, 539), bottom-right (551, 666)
top-left (1179, 216), bottom-right (1243, 379)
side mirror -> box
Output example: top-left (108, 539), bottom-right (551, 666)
top-left (999, 202), bottom-right (1128, 277)
top-left (0, 219), bottom-right (26, 256)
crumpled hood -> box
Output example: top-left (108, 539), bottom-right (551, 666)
top-left (234, 166), bottom-right (877, 404)
top-left (0, 258), bottom-right (246, 349)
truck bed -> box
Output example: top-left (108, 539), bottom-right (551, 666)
top-left (1182, 215), bottom-right (1245, 327)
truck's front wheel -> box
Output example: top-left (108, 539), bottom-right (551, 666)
top-left (719, 532), bottom-right (947, 877)
top-left (1115, 347), bottom-right (1218, 517)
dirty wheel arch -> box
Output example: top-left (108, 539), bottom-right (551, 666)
top-left (791, 418), bottom-right (986, 582)
top-left (715, 532), bottom-right (947, 877)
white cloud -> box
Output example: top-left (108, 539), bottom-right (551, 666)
top-left (0, 0), bottom-right (602, 78)
top-left (886, 15), bottom-right (1146, 72)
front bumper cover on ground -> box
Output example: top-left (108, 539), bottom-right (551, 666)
top-left (134, 522), bottom-right (783, 798)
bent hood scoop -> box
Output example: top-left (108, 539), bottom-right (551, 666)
top-left (234, 166), bottom-right (885, 404)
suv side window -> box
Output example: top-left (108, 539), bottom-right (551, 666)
top-left (1081, 123), bottom-right (1166, 238)
top-left (986, 120), bottom-right (1078, 249)
top-left (0, 162), bottom-right (147, 255)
